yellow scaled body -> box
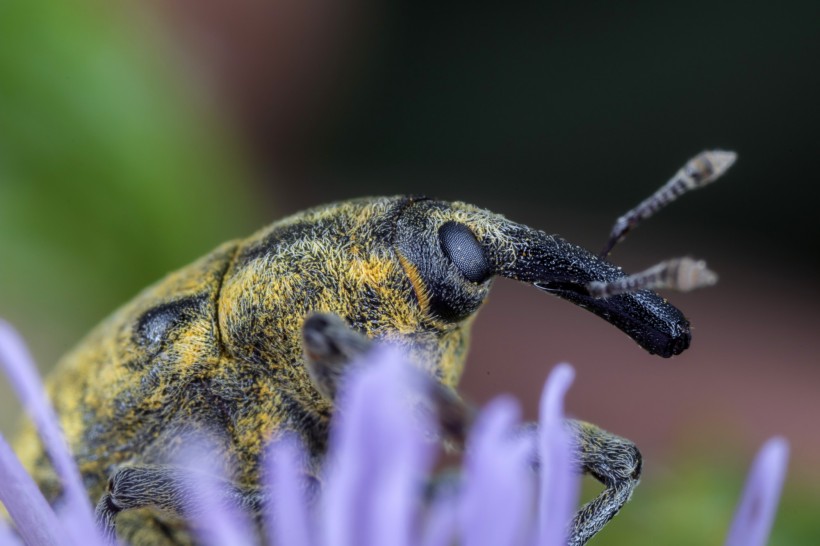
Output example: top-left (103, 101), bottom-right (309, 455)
top-left (17, 197), bottom-right (486, 544)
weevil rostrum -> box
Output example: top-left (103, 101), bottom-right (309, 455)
top-left (14, 151), bottom-right (735, 546)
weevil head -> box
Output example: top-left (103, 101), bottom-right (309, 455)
top-left (392, 198), bottom-right (691, 359)
top-left (219, 196), bottom-right (690, 395)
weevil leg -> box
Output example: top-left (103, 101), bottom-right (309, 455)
top-left (94, 493), bottom-right (120, 544)
top-left (95, 463), bottom-right (317, 544)
top-left (565, 419), bottom-right (642, 546)
top-left (302, 312), bottom-right (373, 402)
top-left (302, 312), bottom-right (474, 449)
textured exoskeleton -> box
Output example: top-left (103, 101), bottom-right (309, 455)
top-left (16, 196), bottom-right (691, 545)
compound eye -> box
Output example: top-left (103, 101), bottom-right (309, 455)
top-left (438, 221), bottom-right (493, 283)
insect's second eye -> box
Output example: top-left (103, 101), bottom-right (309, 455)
top-left (438, 221), bottom-right (493, 283)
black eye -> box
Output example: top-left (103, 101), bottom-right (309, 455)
top-left (438, 222), bottom-right (493, 283)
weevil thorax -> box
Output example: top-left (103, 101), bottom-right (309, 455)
top-left (218, 196), bottom-right (511, 390)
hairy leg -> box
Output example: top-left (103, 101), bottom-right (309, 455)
top-left (302, 312), bottom-right (473, 449)
top-left (95, 463), bottom-right (318, 545)
top-left (565, 419), bottom-right (642, 546)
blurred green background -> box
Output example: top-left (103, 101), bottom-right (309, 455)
top-left (1, 0), bottom-right (818, 543)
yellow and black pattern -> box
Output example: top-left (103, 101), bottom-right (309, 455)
top-left (15, 195), bottom-right (692, 545)
top-left (16, 197), bottom-right (500, 502)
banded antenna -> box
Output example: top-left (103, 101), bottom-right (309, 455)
top-left (599, 150), bottom-right (737, 258)
top-left (587, 257), bottom-right (718, 299)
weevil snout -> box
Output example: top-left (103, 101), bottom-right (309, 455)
top-left (484, 224), bottom-right (691, 357)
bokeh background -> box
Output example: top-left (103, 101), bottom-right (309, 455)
top-left (1, 0), bottom-right (818, 543)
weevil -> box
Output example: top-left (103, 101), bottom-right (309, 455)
top-left (15, 151), bottom-right (735, 546)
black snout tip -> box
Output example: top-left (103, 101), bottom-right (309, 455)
top-left (655, 321), bottom-right (691, 358)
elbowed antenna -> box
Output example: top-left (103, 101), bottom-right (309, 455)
top-left (600, 150), bottom-right (737, 258)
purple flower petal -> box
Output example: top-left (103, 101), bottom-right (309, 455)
top-left (0, 320), bottom-right (101, 546)
top-left (265, 435), bottom-right (314, 546)
top-left (321, 346), bottom-right (435, 546)
top-left (0, 520), bottom-right (23, 546)
top-left (174, 439), bottom-right (255, 546)
top-left (537, 363), bottom-right (579, 546)
top-left (420, 491), bottom-right (458, 546)
top-left (0, 518), bottom-right (23, 546)
top-left (0, 434), bottom-right (62, 546)
top-left (725, 437), bottom-right (789, 546)
top-left (459, 395), bottom-right (534, 546)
